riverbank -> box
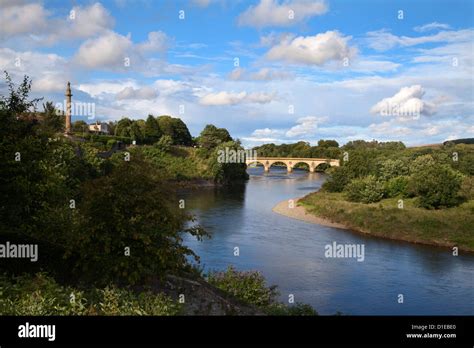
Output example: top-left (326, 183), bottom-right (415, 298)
top-left (273, 192), bottom-right (474, 252)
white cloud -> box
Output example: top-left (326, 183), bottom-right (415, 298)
top-left (366, 29), bottom-right (473, 51)
top-left (229, 67), bottom-right (293, 80)
top-left (238, 0), bottom-right (328, 28)
top-left (0, 2), bottom-right (114, 43)
top-left (0, 3), bottom-right (49, 37)
top-left (266, 31), bottom-right (356, 66)
top-left (370, 85), bottom-right (437, 117)
top-left (116, 86), bottom-right (157, 100)
top-left (136, 31), bottom-right (169, 53)
top-left (414, 22), bottom-right (451, 33)
top-left (251, 128), bottom-right (284, 137)
top-left (286, 116), bottom-right (326, 137)
top-left (199, 91), bottom-right (276, 105)
top-left (65, 3), bottom-right (114, 40)
top-left (74, 31), bottom-right (132, 69)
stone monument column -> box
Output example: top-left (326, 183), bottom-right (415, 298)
top-left (65, 82), bottom-right (72, 134)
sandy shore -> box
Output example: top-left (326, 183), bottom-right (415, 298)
top-left (272, 197), bottom-right (348, 229)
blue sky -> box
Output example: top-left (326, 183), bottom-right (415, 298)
top-left (0, 0), bottom-right (473, 146)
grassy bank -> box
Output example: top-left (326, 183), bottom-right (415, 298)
top-left (299, 191), bottom-right (474, 252)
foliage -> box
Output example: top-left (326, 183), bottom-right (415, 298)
top-left (41, 101), bottom-right (63, 134)
top-left (408, 164), bottom-right (463, 209)
top-left (196, 124), bottom-right (232, 151)
top-left (459, 176), bottom-right (474, 200)
top-left (378, 158), bottom-right (409, 181)
top-left (345, 175), bottom-right (384, 203)
top-left (0, 273), bottom-right (181, 315)
top-left (154, 134), bottom-right (173, 152)
top-left (300, 191), bottom-right (474, 251)
top-left (208, 141), bottom-right (249, 184)
top-left (207, 266), bottom-right (317, 315)
top-left (384, 176), bottom-right (409, 198)
top-left (157, 115), bottom-right (193, 146)
top-left (144, 115), bottom-right (162, 144)
top-left (71, 156), bottom-right (208, 285)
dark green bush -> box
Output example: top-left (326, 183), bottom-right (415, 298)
top-left (384, 176), bottom-right (409, 198)
top-left (344, 175), bottom-right (384, 203)
top-left (408, 164), bottom-right (463, 209)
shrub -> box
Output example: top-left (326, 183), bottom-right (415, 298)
top-left (0, 273), bottom-right (181, 315)
top-left (207, 266), bottom-right (317, 315)
top-left (460, 176), bottom-right (474, 200)
top-left (378, 159), bottom-right (409, 181)
top-left (344, 175), bottom-right (384, 203)
top-left (384, 176), bottom-right (409, 198)
top-left (323, 166), bottom-right (351, 192)
top-left (207, 266), bottom-right (278, 307)
top-left (408, 164), bottom-right (463, 209)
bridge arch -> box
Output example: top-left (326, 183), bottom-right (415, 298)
top-left (245, 157), bottom-right (340, 173)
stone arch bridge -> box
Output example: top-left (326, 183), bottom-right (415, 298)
top-left (245, 157), bottom-right (340, 173)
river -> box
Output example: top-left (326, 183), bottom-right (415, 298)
top-left (182, 167), bottom-right (474, 315)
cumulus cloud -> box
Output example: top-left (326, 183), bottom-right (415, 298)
top-left (74, 31), bottom-right (132, 69)
top-left (238, 0), bottom-right (328, 28)
top-left (199, 91), bottom-right (276, 105)
top-left (286, 116), bottom-right (327, 137)
top-left (116, 86), bottom-right (157, 100)
top-left (0, 2), bottom-right (114, 43)
top-left (370, 85), bottom-right (437, 117)
top-left (414, 22), bottom-right (451, 33)
top-left (74, 30), bottom-right (171, 70)
top-left (266, 31), bottom-right (356, 66)
top-left (0, 3), bottom-right (49, 37)
top-left (136, 31), bottom-right (169, 53)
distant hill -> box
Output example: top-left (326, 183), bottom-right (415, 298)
top-left (443, 138), bottom-right (474, 145)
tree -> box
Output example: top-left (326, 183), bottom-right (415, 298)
top-left (408, 164), bottom-right (463, 209)
top-left (73, 157), bottom-right (207, 285)
top-left (318, 139), bottom-right (339, 148)
top-left (41, 101), bottom-right (63, 133)
top-left (197, 124), bottom-right (232, 150)
top-left (157, 116), bottom-right (192, 146)
top-left (144, 115), bottom-right (162, 144)
top-left (72, 120), bottom-right (89, 133)
top-left (344, 175), bottom-right (384, 204)
top-left (115, 117), bottom-right (132, 137)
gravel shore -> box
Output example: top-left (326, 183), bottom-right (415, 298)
top-left (272, 197), bottom-right (348, 229)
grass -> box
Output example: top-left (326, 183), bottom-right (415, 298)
top-left (299, 191), bottom-right (474, 251)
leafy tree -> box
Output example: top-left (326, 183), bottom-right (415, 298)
top-left (344, 175), bottom-right (384, 203)
top-left (378, 158), bottom-right (409, 181)
top-left (318, 139), bottom-right (339, 148)
top-left (72, 156), bottom-right (207, 285)
top-left (41, 101), bottom-right (63, 133)
top-left (155, 134), bottom-right (173, 152)
top-left (408, 164), bottom-right (463, 209)
top-left (157, 116), bottom-right (192, 146)
top-left (384, 176), bottom-right (409, 198)
top-left (72, 120), bottom-right (89, 133)
top-left (197, 124), bottom-right (232, 150)
top-left (144, 115), bottom-right (162, 144)
top-left (115, 117), bottom-right (133, 137)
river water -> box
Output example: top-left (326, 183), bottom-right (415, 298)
top-left (182, 167), bottom-right (474, 315)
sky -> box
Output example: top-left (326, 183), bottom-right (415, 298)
top-left (0, 0), bottom-right (473, 147)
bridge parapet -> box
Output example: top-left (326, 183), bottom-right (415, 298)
top-left (245, 157), bottom-right (340, 173)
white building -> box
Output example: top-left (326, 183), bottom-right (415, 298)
top-left (89, 122), bottom-right (110, 135)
